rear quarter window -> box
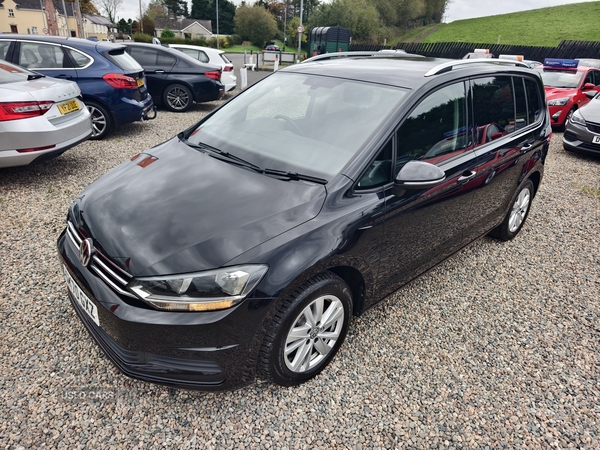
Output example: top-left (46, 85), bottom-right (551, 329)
top-left (106, 49), bottom-right (144, 72)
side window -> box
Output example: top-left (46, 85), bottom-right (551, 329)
top-left (472, 76), bottom-right (515, 141)
top-left (0, 41), bottom-right (10, 61)
top-left (157, 51), bottom-right (176, 66)
top-left (128, 47), bottom-right (158, 66)
top-left (19, 43), bottom-right (63, 69)
top-left (66, 48), bottom-right (91, 68)
top-left (525, 78), bottom-right (542, 124)
top-left (197, 51), bottom-right (209, 63)
top-left (584, 70), bottom-right (594, 86)
top-left (396, 81), bottom-right (468, 173)
top-left (513, 78), bottom-right (528, 131)
top-left (180, 48), bottom-right (199, 59)
top-left (593, 70), bottom-right (600, 86)
top-left (356, 138), bottom-right (393, 190)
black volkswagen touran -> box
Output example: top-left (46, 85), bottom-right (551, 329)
top-left (58, 57), bottom-right (551, 390)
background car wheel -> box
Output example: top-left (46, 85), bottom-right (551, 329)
top-left (163, 84), bottom-right (193, 112)
top-left (559, 108), bottom-right (575, 132)
top-left (259, 272), bottom-right (353, 386)
top-left (85, 101), bottom-right (113, 140)
top-left (489, 179), bottom-right (534, 241)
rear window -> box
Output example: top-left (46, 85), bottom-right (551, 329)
top-left (219, 53), bottom-right (232, 65)
top-left (104, 49), bottom-right (143, 73)
top-left (0, 63), bottom-right (30, 83)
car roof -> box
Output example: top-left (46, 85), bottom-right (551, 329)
top-left (166, 43), bottom-right (224, 54)
top-left (284, 57), bottom-right (534, 89)
top-left (0, 34), bottom-right (124, 52)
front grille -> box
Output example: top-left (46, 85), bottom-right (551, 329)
top-left (587, 122), bottom-right (600, 134)
top-left (66, 221), bottom-right (137, 298)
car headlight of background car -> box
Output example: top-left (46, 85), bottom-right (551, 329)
top-left (569, 109), bottom-right (586, 126)
top-left (128, 265), bottom-right (269, 311)
top-left (548, 97), bottom-right (570, 106)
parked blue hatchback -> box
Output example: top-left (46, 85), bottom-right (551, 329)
top-left (0, 35), bottom-right (155, 139)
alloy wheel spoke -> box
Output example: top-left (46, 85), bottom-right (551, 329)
top-left (286, 323), bottom-right (311, 341)
top-left (320, 302), bottom-right (343, 330)
top-left (290, 340), bottom-right (313, 372)
top-left (313, 338), bottom-right (331, 356)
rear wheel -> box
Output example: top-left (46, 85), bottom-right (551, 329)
top-left (163, 84), bottom-right (193, 112)
top-left (489, 179), bottom-right (534, 241)
top-left (85, 101), bottom-right (113, 140)
top-left (259, 272), bottom-right (353, 386)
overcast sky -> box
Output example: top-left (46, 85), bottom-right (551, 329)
top-left (117, 0), bottom-right (596, 25)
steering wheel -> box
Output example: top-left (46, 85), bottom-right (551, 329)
top-left (274, 115), bottom-right (303, 135)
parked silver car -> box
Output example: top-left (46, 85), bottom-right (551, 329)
top-left (563, 90), bottom-right (600, 156)
top-left (0, 60), bottom-right (91, 168)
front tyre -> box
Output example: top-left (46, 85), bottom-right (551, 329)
top-left (259, 272), bottom-right (353, 386)
top-left (489, 179), bottom-right (534, 241)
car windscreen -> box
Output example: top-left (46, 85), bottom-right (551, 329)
top-left (104, 49), bottom-right (144, 73)
top-left (538, 69), bottom-right (583, 88)
top-left (185, 72), bottom-right (407, 181)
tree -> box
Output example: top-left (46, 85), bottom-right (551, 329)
top-left (96, 0), bottom-right (122, 24)
top-left (164, 0), bottom-right (189, 18)
top-left (309, 0), bottom-right (380, 43)
top-left (145, 0), bottom-right (168, 21)
top-left (234, 5), bottom-right (278, 48)
top-left (191, 0), bottom-right (237, 35)
top-left (161, 27), bottom-right (175, 38)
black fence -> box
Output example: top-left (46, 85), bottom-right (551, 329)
top-left (350, 40), bottom-right (600, 61)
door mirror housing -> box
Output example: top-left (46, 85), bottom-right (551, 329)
top-left (582, 82), bottom-right (595, 91)
top-left (393, 160), bottom-right (446, 196)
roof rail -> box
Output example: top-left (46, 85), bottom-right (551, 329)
top-left (424, 59), bottom-right (529, 77)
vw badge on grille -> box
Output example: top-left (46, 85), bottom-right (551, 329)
top-left (79, 238), bottom-right (94, 267)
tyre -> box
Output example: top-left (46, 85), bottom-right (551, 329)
top-left (489, 179), bottom-right (534, 241)
top-left (163, 84), bottom-right (193, 112)
top-left (559, 108), bottom-right (575, 132)
top-left (259, 272), bottom-right (353, 386)
top-left (85, 101), bottom-right (113, 140)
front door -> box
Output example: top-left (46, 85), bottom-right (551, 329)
top-left (373, 81), bottom-right (481, 302)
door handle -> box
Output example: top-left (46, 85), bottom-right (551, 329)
top-left (153, 70), bottom-right (165, 74)
top-left (56, 75), bottom-right (73, 80)
top-left (520, 143), bottom-right (533, 153)
top-left (458, 170), bottom-right (476, 183)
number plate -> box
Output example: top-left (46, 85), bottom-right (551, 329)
top-left (592, 136), bottom-right (600, 144)
top-left (137, 78), bottom-right (144, 87)
top-left (57, 99), bottom-right (80, 115)
top-left (63, 265), bottom-right (100, 327)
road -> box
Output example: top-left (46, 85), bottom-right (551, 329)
top-left (227, 53), bottom-right (276, 89)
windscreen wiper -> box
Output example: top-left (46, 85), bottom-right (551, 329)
top-left (263, 168), bottom-right (327, 184)
top-left (27, 73), bottom-right (44, 80)
top-left (181, 139), bottom-right (262, 172)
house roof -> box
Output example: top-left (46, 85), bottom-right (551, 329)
top-left (14, 0), bottom-right (76, 16)
top-left (154, 18), bottom-right (212, 34)
top-left (84, 14), bottom-right (113, 26)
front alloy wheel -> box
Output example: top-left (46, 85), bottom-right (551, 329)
top-left (259, 272), bottom-right (353, 386)
top-left (283, 294), bottom-right (345, 373)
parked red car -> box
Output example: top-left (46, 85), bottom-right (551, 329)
top-left (535, 58), bottom-right (600, 130)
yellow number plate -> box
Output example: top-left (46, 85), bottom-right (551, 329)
top-left (57, 99), bottom-right (80, 115)
top-left (137, 78), bottom-right (145, 87)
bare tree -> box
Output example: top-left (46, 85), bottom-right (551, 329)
top-left (96, 0), bottom-right (123, 23)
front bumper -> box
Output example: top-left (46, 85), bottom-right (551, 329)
top-left (548, 104), bottom-right (572, 127)
top-left (57, 228), bottom-right (275, 390)
top-left (563, 122), bottom-right (600, 156)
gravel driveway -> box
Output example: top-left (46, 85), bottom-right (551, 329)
top-left (1, 97), bottom-right (599, 449)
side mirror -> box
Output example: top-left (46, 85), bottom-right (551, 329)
top-left (584, 90), bottom-right (598, 99)
top-left (582, 82), bottom-right (595, 91)
top-left (393, 160), bottom-right (446, 196)
top-left (490, 131), bottom-right (504, 141)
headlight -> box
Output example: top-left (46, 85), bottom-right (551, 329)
top-left (569, 109), bottom-right (586, 126)
top-left (548, 97), bottom-right (569, 106)
top-left (128, 265), bottom-right (268, 312)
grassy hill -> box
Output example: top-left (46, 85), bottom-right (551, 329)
top-left (402, 1), bottom-right (600, 47)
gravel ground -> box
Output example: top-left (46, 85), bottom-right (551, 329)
top-left (1, 97), bottom-right (599, 449)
